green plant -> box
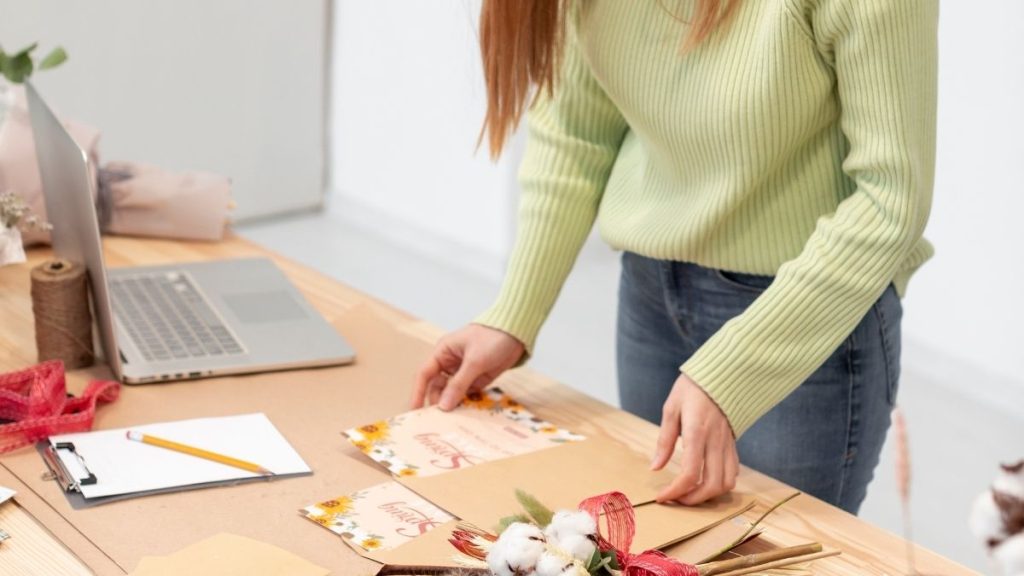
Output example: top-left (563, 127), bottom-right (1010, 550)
top-left (0, 43), bottom-right (67, 84)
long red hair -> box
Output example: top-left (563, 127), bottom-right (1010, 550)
top-left (479, 0), bottom-right (741, 158)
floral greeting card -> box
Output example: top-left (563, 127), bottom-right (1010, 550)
top-left (344, 387), bottom-right (584, 478)
top-left (302, 481), bottom-right (455, 553)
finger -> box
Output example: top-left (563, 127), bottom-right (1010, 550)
top-left (426, 373), bottom-right (448, 407)
top-left (411, 356), bottom-right (444, 408)
top-left (438, 359), bottom-right (487, 411)
top-left (651, 405), bottom-right (681, 471)
top-left (681, 429), bottom-right (726, 505)
top-left (657, 419), bottom-right (707, 502)
top-left (464, 373), bottom-right (494, 396)
top-left (723, 442), bottom-right (739, 492)
top-left (439, 373), bottom-right (494, 411)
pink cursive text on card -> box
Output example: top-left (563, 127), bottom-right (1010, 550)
top-left (378, 501), bottom-right (445, 537)
top-left (413, 433), bottom-right (484, 469)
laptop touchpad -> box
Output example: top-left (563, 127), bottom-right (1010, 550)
top-left (224, 291), bottom-right (308, 323)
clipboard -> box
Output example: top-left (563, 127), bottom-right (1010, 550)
top-left (39, 413), bottom-right (313, 509)
top-left (41, 441), bottom-right (97, 490)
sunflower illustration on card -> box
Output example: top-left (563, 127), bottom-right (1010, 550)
top-left (343, 387), bottom-right (584, 478)
top-left (302, 481), bottom-right (454, 553)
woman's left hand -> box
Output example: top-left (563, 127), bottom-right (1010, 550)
top-left (651, 372), bottom-right (739, 504)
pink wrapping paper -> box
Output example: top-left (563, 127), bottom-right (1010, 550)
top-left (0, 85), bottom-right (231, 244)
top-left (100, 162), bottom-right (230, 241)
top-left (0, 85), bottom-right (101, 246)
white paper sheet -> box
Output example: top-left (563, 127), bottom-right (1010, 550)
top-left (48, 413), bottom-right (311, 499)
top-left (0, 485), bottom-right (15, 505)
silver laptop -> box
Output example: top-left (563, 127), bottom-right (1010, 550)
top-left (26, 82), bottom-right (355, 384)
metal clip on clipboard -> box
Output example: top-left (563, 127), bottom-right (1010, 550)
top-left (41, 442), bottom-right (98, 492)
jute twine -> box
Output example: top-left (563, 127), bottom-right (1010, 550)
top-left (30, 259), bottom-right (94, 368)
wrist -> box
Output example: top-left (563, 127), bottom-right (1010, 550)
top-left (470, 322), bottom-right (528, 363)
top-left (679, 370), bottom-right (737, 440)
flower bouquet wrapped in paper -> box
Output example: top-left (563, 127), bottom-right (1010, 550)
top-left (378, 490), bottom-right (834, 576)
top-left (0, 84), bottom-right (232, 245)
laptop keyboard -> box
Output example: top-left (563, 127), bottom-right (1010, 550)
top-left (110, 272), bottom-right (244, 362)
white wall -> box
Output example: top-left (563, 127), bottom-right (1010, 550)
top-left (901, 0), bottom-right (1024, 395)
top-left (246, 4), bottom-right (1024, 568)
top-left (330, 0), bottom-right (1024, 399)
top-left (0, 0), bottom-right (328, 221)
top-left (329, 0), bottom-right (522, 278)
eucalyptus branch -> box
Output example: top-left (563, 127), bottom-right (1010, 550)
top-left (0, 42), bottom-right (67, 84)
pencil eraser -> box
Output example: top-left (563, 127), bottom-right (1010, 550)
top-left (126, 431), bottom-right (143, 441)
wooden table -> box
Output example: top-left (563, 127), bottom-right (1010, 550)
top-left (0, 236), bottom-right (978, 575)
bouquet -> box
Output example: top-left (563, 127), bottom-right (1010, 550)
top-left (379, 491), bottom-right (832, 576)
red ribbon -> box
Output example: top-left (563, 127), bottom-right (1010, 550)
top-left (578, 492), bottom-right (700, 576)
top-left (0, 360), bottom-right (120, 453)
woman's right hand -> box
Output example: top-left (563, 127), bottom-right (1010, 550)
top-left (411, 324), bottom-right (525, 411)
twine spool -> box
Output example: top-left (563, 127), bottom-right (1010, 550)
top-left (30, 259), bottom-right (94, 369)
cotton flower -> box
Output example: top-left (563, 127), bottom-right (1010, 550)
top-left (535, 550), bottom-right (590, 576)
top-left (994, 533), bottom-right (1024, 576)
top-left (544, 511), bottom-right (598, 562)
top-left (488, 522), bottom-right (546, 576)
top-left (536, 551), bottom-right (574, 576)
top-left (971, 491), bottom-right (1010, 546)
top-left (994, 463), bottom-right (1024, 501)
top-left (972, 461), bottom-right (1024, 575)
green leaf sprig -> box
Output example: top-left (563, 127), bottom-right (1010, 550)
top-left (0, 43), bottom-right (67, 84)
top-left (587, 548), bottom-right (621, 574)
top-left (496, 489), bottom-right (556, 533)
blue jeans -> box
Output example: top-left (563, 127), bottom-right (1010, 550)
top-left (616, 252), bottom-right (901, 514)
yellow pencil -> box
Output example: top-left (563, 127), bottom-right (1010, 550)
top-left (126, 431), bottom-right (274, 476)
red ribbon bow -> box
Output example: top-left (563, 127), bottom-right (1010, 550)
top-left (578, 492), bottom-right (700, 576)
top-left (0, 360), bottom-right (120, 453)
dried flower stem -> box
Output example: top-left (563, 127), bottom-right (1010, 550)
top-left (699, 543), bottom-right (822, 576)
top-left (892, 407), bottom-right (918, 576)
top-left (708, 549), bottom-right (840, 576)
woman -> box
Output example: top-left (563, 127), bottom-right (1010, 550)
top-left (412, 0), bottom-right (937, 514)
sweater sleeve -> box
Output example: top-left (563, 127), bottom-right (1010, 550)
top-left (682, 0), bottom-right (938, 437)
top-left (473, 19), bottom-right (629, 352)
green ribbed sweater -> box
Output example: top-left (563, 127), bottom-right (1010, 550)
top-left (475, 0), bottom-right (938, 436)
